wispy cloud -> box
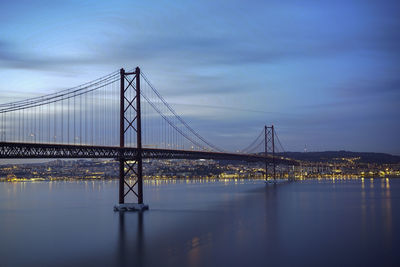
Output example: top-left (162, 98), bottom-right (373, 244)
top-left (0, 0), bottom-right (399, 154)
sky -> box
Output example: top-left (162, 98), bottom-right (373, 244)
top-left (0, 0), bottom-right (399, 154)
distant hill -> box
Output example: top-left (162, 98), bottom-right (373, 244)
top-left (278, 151), bottom-right (400, 164)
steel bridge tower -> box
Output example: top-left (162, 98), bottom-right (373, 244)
top-left (265, 125), bottom-right (276, 181)
top-left (114, 67), bottom-right (148, 212)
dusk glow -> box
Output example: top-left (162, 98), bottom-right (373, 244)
top-left (1, 0), bottom-right (399, 153)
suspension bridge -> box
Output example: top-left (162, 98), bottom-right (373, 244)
top-left (0, 67), bottom-right (297, 211)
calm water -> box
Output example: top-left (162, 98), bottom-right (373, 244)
top-left (0, 178), bottom-right (399, 267)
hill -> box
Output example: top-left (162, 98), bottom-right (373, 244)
top-left (278, 151), bottom-right (400, 164)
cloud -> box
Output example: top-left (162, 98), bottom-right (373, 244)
top-left (89, 0), bottom-right (400, 70)
top-left (337, 78), bottom-right (400, 99)
top-left (1, 0), bottom-right (400, 154)
top-left (0, 39), bottom-right (95, 71)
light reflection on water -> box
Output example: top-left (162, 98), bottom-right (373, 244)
top-left (0, 178), bottom-right (399, 266)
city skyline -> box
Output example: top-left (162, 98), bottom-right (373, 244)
top-left (1, 0), bottom-right (399, 154)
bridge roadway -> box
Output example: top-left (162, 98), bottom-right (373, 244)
top-left (0, 142), bottom-right (298, 165)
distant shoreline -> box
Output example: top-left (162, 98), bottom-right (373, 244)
top-left (1, 175), bottom-right (399, 183)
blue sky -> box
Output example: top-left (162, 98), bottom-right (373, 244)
top-left (0, 0), bottom-right (399, 154)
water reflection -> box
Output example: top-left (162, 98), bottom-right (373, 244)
top-left (187, 236), bottom-right (201, 266)
top-left (361, 178), bottom-right (367, 241)
top-left (360, 178), bottom-right (393, 252)
top-left (117, 211), bottom-right (144, 267)
top-left (383, 178), bottom-right (392, 247)
top-left (1, 179), bottom-right (399, 266)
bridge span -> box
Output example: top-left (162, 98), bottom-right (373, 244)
top-left (0, 141), bottom-right (297, 163)
top-left (0, 67), bottom-right (297, 211)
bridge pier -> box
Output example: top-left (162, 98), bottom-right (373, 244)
top-left (114, 203), bottom-right (149, 212)
top-left (114, 67), bottom-right (148, 212)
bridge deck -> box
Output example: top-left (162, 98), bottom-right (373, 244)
top-left (0, 142), bottom-right (298, 165)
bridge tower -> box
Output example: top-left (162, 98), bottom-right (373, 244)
top-left (114, 67), bottom-right (148, 211)
top-left (265, 125), bottom-right (276, 181)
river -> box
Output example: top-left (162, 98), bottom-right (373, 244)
top-left (0, 178), bottom-right (399, 266)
